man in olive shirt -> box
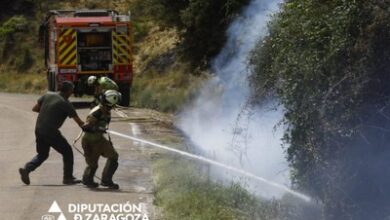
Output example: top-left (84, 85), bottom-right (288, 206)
top-left (19, 81), bottom-right (85, 185)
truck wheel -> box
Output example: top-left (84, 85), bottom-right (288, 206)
top-left (119, 85), bottom-right (130, 107)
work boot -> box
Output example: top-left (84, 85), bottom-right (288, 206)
top-left (19, 168), bottom-right (30, 185)
top-left (63, 176), bottom-right (82, 185)
top-left (101, 159), bottom-right (119, 190)
top-left (83, 180), bottom-right (99, 188)
top-left (100, 181), bottom-right (120, 190)
top-left (82, 166), bottom-right (98, 188)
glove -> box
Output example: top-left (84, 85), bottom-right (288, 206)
top-left (82, 126), bottom-right (93, 132)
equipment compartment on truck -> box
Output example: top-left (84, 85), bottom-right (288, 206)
top-left (78, 32), bottom-right (112, 71)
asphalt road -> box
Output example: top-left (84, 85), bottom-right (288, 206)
top-left (0, 93), bottom-right (157, 220)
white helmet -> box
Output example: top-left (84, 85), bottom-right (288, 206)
top-left (87, 76), bottom-right (97, 86)
top-left (102, 90), bottom-right (121, 107)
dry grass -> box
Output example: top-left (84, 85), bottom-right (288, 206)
top-left (0, 72), bottom-right (46, 94)
top-left (0, 60), bottom-right (46, 94)
top-left (130, 25), bottom-right (207, 113)
top-left (133, 26), bottom-right (180, 74)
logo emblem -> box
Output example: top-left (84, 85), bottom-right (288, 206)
top-left (41, 215), bottom-right (55, 220)
top-left (42, 201), bottom-right (66, 220)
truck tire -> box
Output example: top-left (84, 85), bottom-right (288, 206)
top-left (119, 84), bottom-right (130, 107)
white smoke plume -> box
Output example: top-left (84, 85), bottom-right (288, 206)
top-left (177, 0), bottom-right (288, 199)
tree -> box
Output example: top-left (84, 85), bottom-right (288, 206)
top-left (131, 0), bottom-right (250, 68)
top-left (250, 0), bottom-right (390, 219)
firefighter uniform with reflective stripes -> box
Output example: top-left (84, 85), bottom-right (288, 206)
top-left (81, 105), bottom-right (119, 187)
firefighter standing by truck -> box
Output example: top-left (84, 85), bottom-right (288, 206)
top-left (81, 90), bottom-right (121, 189)
top-left (87, 76), bottom-right (119, 107)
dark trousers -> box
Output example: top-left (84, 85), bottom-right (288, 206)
top-left (24, 130), bottom-right (74, 179)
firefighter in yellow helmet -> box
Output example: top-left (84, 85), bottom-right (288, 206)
top-left (81, 90), bottom-right (121, 189)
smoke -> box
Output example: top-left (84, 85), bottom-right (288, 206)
top-left (177, 0), bottom-right (287, 199)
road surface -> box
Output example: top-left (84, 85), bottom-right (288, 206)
top-left (0, 93), bottom-right (160, 220)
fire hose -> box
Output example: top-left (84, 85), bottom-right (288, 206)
top-left (71, 108), bottom-right (311, 202)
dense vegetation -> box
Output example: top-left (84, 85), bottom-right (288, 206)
top-left (131, 0), bottom-right (250, 67)
top-left (250, 1), bottom-right (390, 219)
top-left (0, 0), bottom-right (35, 20)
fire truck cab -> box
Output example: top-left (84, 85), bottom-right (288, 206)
top-left (39, 9), bottom-right (132, 106)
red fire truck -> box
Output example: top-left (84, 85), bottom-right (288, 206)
top-left (39, 9), bottom-right (132, 106)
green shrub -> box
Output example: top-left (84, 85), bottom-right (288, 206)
top-left (132, 21), bottom-right (152, 42)
top-left (0, 0), bottom-right (35, 20)
top-left (0, 16), bottom-right (29, 62)
top-left (138, 88), bottom-right (156, 108)
top-left (0, 15), bottom-right (28, 38)
top-left (159, 90), bottom-right (187, 112)
top-left (153, 154), bottom-right (284, 220)
top-left (131, 0), bottom-right (250, 68)
top-left (16, 47), bottom-right (34, 72)
top-left (250, 1), bottom-right (390, 219)
top-left (131, 64), bottom-right (204, 112)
